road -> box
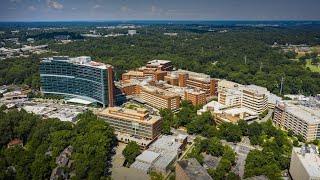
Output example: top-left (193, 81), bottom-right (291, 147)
top-left (249, 109), bottom-right (273, 124)
top-left (260, 109), bottom-right (273, 122)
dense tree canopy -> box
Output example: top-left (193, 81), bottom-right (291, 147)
top-left (1, 26), bottom-right (320, 95)
top-left (0, 108), bottom-right (116, 179)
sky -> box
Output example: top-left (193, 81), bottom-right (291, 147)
top-left (1, 0), bottom-right (320, 21)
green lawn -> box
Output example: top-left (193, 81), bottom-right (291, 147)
top-left (306, 59), bottom-right (320, 73)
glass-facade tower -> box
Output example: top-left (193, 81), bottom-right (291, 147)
top-left (39, 56), bottom-right (114, 107)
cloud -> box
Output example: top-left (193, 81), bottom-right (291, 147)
top-left (10, 0), bottom-right (22, 3)
top-left (28, 5), bottom-right (36, 11)
top-left (8, 7), bottom-right (17, 10)
top-left (47, 0), bottom-right (63, 10)
top-left (150, 5), bottom-right (163, 14)
top-left (151, 5), bottom-right (157, 13)
top-left (71, 7), bottom-right (77, 10)
top-left (93, 4), bottom-right (102, 9)
top-left (121, 6), bottom-right (128, 12)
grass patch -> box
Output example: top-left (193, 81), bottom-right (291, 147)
top-left (306, 59), bottom-right (320, 73)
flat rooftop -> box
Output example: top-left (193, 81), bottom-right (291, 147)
top-left (135, 150), bottom-right (160, 164)
top-left (98, 106), bottom-right (161, 125)
top-left (286, 104), bottom-right (320, 124)
top-left (293, 147), bottom-right (320, 177)
top-left (123, 70), bottom-right (144, 76)
top-left (41, 56), bottom-right (112, 70)
top-left (141, 85), bottom-right (180, 99)
top-left (147, 59), bottom-right (171, 66)
top-left (177, 158), bottom-right (213, 180)
top-left (224, 107), bottom-right (258, 116)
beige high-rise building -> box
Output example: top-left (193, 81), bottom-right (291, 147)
top-left (217, 80), bottom-right (270, 114)
top-left (165, 70), bottom-right (218, 97)
top-left (139, 85), bottom-right (181, 110)
top-left (97, 107), bottom-right (162, 146)
top-left (273, 101), bottom-right (320, 141)
top-left (241, 86), bottom-right (268, 114)
top-left (289, 146), bottom-right (320, 180)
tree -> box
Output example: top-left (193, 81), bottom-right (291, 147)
top-left (244, 150), bottom-right (282, 179)
top-left (207, 137), bottom-right (224, 157)
top-left (226, 172), bottom-right (240, 180)
top-left (187, 111), bottom-right (213, 134)
top-left (219, 123), bottom-right (242, 142)
top-left (248, 122), bottom-right (263, 137)
top-left (149, 171), bottom-right (164, 180)
top-left (237, 120), bottom-right (249, 136)
top-left (122, 141), bottom-right (141, 166)
top-left (222, 145), bottom-right (236, 164)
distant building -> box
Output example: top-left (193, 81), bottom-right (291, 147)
top-left (146, 60), bottom-right (173, 71)
top-left (289, 146), bottom-right (320, 180)
top-left (122, 67), bottom-right (168, 82)
top-left (7, 138), bottom-right (23, 149)
top-left (164, 33), bottom-right (178, 36)
top-left (273, 101), bottom-right (320, 141)
top-left (128, 30), bottom-right (137, 35)
top-left (165, 69), bottom-right (218, 97)
top-left (176, 158), bottom-right (213, 180)
top-left (2, 90), bottom-right (28, 101)
top-left (40, 56), bottom-right (115, 107)
top-left (97, 106), bottom-right (162, 147)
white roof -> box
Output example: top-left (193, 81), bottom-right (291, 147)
top-left (42, 56), bottom-right (111, 70)
top-left (224, 107), bottom-right (258, 116)
top-left (135, 150), bottom-right (160, 164)
top-left (204, 101), bottom-right (226, 111)
top-left (147, 59), bottom-right (171, 65)
top-left (286, 105), bottom-right (320, 124)
top-left (66, 98), bottom-right (93, 105)
top-left (293, 147), bottom-right (320, 177)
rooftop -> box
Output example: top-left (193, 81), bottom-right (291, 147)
top-left (149, 134), bottom-right (185, 154)
top-left (293, 146), bottom-right (320, 177)
top-left (147, 60), bottom-right (171, 66)
top-left (218, 79), bottom-right (243, 89)
top-left (98, 106), bottom-right (162, 125)
top-left (244, 84), bottom-right (270, 95)
top-left (135, 150), bottom-right (160, 164)
top-left (177, 158), bottom-right (213, 180)
top-left (224, 107), bottom-right (258, 116)
top-left (141, 85), bottom-right (180, 99)
top-left (41, 56), bottom-right (111, 69)
top-left (285, 104), bottom-right (320, 124)
top-left (173, 69), bottom-right (212, 82)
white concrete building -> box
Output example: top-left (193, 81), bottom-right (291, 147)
top-left (289, 146), bottom-right (320, 180)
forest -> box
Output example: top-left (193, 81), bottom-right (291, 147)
top-left (0, 25), bottom-right (320, 95)
top-left (0, 107), bottom-right (117, 179)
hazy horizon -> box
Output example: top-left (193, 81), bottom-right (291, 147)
top-left (1, 0), bottom-right (320, 22)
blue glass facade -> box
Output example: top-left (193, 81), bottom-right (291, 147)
top-left (40, 56), bottom-right (113, 107)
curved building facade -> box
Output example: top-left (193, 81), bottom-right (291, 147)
top-left (40, 56), bottom-right (114, 107)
